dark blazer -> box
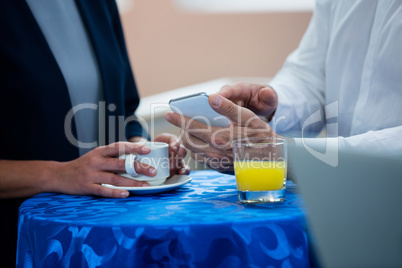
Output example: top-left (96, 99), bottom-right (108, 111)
top-left (0, 0), bottom-right (148, 265)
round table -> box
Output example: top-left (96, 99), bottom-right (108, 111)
top-left (17, 170), bottom-right (309, 267)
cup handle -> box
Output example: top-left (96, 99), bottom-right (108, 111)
top-left (125, 154), bottom-right (138, 177)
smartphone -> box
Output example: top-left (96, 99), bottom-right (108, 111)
top-left (169, 92), bottom-right (230, 127)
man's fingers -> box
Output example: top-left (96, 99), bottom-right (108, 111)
top-left (219, 83), bottom-right (263, 102)
top-left (165, 112), bottom-right (218, 142)
top-left (182, 133), bottom-right (210, 153)
top-left (165, 112), bottom-right (188, 130)
top-left (218, 84), bottom-right (251, 107)
top-left (255, 87), bottom-right (278, 115)
top-left (259, 87), bottom-right (277, 107)
top-left (219, 83), bottom-right (278, 117)
top-left (191, 151), bottom-right (206, 163)
top-left (208, 94), bottom-right (264, 128)
top-left (165, 112), bottom-right (212, 131)
top-left (218, 85), bottom-right (236, 99)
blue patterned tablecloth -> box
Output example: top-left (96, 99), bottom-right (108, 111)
top-left (17, 170), bottom-right (309, 267)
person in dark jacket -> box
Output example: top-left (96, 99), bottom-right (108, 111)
top-left (0, 1), bottom-right (189, 266)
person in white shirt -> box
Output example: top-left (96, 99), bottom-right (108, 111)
top-left (165, 0), bottom-right (402, 172)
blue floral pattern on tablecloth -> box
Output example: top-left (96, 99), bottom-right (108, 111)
top-left (17, 170), bottom-right (308, 268)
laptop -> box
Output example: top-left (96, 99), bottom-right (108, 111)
top-left (288, 145), bottom-right (402, 268)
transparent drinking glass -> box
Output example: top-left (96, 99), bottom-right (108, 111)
top-left (233, 137), bottom-right (287, 204)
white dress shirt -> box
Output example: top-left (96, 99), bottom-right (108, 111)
top-left (269, 0), bottom-right (402, 157)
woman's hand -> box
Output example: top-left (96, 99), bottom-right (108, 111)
top-left (153, 133), bottom-right (190, 176)
top-left (54, 142), bottom-right (156, 198)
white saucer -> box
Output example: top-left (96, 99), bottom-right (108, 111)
top-left (103, 175), bottom-right (192, 195)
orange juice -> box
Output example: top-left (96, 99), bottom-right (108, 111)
top-left (234, 161), bottom-right (286, 191)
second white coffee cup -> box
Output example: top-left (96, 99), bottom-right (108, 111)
top-left (119, 142), bottom-right (169, 186)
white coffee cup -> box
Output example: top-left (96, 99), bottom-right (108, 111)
top-left (119, 142), bottom-right (169, 186)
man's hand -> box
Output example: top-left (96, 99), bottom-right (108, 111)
top-left (165, 94), bottom-right (281, 172)
top-left (219, 83), bottom-right (278, 121)
top-left (153, 133), bottom-right (190, 177)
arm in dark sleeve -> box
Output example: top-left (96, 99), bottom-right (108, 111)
top-left (107, 0), bottom-right (150, 141)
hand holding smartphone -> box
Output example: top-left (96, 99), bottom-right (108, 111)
top-left (169, 92), bottom-right (230, 127)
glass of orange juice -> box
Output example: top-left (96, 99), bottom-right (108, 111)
top-left (233, 137), bottom-right (287, 204)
